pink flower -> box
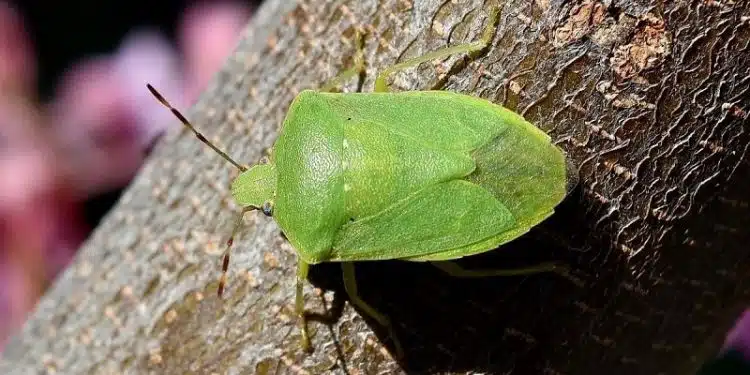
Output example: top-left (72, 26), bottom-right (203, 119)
top-left (178, 1), bottom-right (252, 102)
top-left (0, 2), bottom-right (35, 94)
top-left (51, 31), bottom-right (182, 198)
top-left (723, 309), bottom-right (750, 361)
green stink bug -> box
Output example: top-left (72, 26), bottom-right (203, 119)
top-left (147, 6), bottom-right (570, 357)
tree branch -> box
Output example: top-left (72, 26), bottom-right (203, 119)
top-left (2, 0), bottom-right (749, 374)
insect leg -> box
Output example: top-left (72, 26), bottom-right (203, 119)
top-left (374, 6), bottom-right (501, 92)
top-left (295, 259), bottom-right (313, 352)
top-left (431, 261), bottom-right (583, 287)
top-left (341, 262), bottom-right (404, 358)
top-left (319, 29), bottom-right (367, 92)
top-left (217, 205), bottom-right (259, 297)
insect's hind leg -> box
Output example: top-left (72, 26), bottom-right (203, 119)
top-left (319, 29), bottom-right (367, 93)
top-left (431, 261), bottom-right (583, 286)
top-left (374, 6), bottom-right (501, 92)
top-left (341, 262), bottom-right (404, 358)
top-left (295, 259), bottom-right (313, 352)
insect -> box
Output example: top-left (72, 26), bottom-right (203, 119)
top-left (147, 6), bottom-right (571, 357)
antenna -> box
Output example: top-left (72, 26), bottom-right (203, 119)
top-left (146, 84), bottom-right (247, 172)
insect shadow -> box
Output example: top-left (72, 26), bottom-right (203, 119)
top-left (305, 183), bottom-right (604, 373)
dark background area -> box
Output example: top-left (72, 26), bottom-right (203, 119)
top-left (16, 0), bottom-right (195, 100)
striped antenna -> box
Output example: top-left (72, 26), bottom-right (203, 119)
top-left (146, 83), bottom-right (247, 172)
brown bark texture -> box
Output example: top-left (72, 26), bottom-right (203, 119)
top-left (2, 0), bottom-right (750, 374)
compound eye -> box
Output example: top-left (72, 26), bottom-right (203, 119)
top-left (261, 201), bottom-right (274, 216)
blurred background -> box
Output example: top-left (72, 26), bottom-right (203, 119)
top-left (0, 0), bottom-right (262, 349)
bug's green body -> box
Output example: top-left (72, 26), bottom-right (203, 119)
top-left (233, 90), bottom-right (567, 265)
top-left (147, 6), bottom-right (572, 358)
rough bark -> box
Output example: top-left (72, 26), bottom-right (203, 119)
top-left (2, 0), bottom-right (749, 374)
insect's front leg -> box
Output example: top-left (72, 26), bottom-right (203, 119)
top-left (341, 262), bottom-right (404, 358)
top-left (319, 29), bottom-right (367, 93)
top-left (295, 259), bottom-right (313, 352)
